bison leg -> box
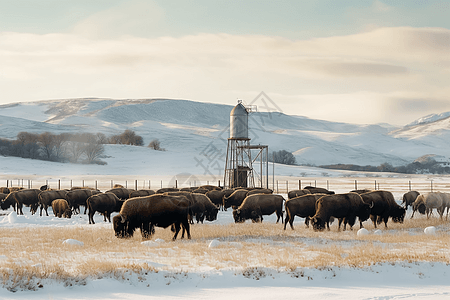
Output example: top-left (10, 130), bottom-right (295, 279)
top-left (172, 222), bottom-right (181, 240)
top-left (276, 210), bottom-right (283, 224)
top-left (181, 219), bottom-right (191, 239)
top-left (88, 209), bottom-right (95, 224)
top-left (141, 222), bottom-right (152, 240)
top-left (338, 218), bottom-right (343, 231)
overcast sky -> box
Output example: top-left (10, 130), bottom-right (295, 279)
top-left (0, 0), bottom-right (449, 125)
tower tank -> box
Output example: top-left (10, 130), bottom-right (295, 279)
top-left (230, 101), bottom-right (248, 139)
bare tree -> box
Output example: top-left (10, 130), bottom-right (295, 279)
top-left (84, 135), bottom-right (105, 164)
top-left (38, 132), bottom-right (55, 160)
top-left (148, 139), bottom-right (165, 151)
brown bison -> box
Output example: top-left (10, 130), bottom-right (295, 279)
top-left (402, 191), bottom-right (420, 210)
top-left (199, 185), bottom-right (222, 191)
top-left (38, 190), bottom-right (68, 216)
top-left (284, 194), bottom-right (326, 230)
top-left (223, 189), bottom-right (249, 210)
top-left (156, 187), bottom-right (179, 193)
top-left (246, 188), bottom-right (273, 196)
top-left (206, 189), bottom-right (226, 210)
top-left (233, 194), bottom-right (284, 223)
top-left (113, 194), bottom-right (191, 240)
top-left (311, 193), bottom-right (372, 231)
top-left (105, 188), bottom-right (132, 200)
top-left (129, 189), bottom-right (156, 198)
top-left (1, 189), bottom-right (40, 215)
top-left (52, 199), bottom-right (72, 218)
top-left (190, 193), bottom-right (219, 223)
top-left (66, 189), bottom-right (102, 214)
top-left (304, 186), bottom-right (335, 195)
top-left (87, 193), bottom-right (123, 224)
top-left (287, 189), bottom-right (311, 199)
top-left (0, 187), bottom-right (10, 194)
top-left (360, 190), bottom-right (405, 228)
top-left (192, 188), bottom-right (209, 194)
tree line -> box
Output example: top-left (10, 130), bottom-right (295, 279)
top-left (0, 130), bottom-right (163, 165)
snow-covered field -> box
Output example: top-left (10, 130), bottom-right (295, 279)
top-left (2, 176), bottom-right (450, 299)
top-left (2, 98), bottom-right (450, 298)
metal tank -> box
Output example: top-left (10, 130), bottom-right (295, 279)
top-left (229, 101), bottom-right (248, 139)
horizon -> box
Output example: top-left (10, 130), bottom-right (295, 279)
top-left (0, 1), bottom-right (449, 126)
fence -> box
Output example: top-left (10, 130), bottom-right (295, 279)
top-left (2, 177), bottom-right (449, 197)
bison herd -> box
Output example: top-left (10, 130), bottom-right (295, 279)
top-left (1, 184), bottom-right (449, 241)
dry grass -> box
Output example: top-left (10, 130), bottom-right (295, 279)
top-left (1, 215), bottom-right (449, 284)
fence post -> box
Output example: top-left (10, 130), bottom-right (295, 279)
top-left (135, 180), bottom-right (138, 190)
top-left (218, 180), bottom-right (221, 188)
top-left (431, 180), bottom-right (433, 192)
top-left (58, 180), bottom-right (61, 190)
top-left (327, 180), bottom-right (329, 190)
top-left (149, 180), bottom-right (151, 189)
top-left (111, 180), bottom-right (113, 189)
top-left (299, 180), bottom-right (301, 189)
top-left (71, 180), bottom-right (73, 188)
top-left (125, 181), bottom-right (128, 189)
top-left (409, 181), bottom-right (411, 191)
top-left (354, 180), bottom-right (357, 191)
top-left (314, 180), bottom-right (317, 187)
top-left (374, 180), bottom-right (377, 190)
top-left (6, 180), bottom-right (8, 188)
top-left (175, 180), bottom-right (178, 189)
top-left (161, 180), bottom-right (163, 188)
top-left (95, 181), bottom-right (98, 190)
top-left (286, 181), bottom-right (288, 193)
top-left (276, 180), bottom-right (279, 194)
top-left (82, 180), bottom-right (85, 187)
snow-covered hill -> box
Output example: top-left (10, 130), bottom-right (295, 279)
top-left (0, 98), bottom-right (449, 176)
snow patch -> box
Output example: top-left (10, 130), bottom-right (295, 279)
top-left (62, 239), bottom-right (84, 246)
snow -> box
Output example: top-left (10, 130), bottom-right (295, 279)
top-left (2, 98), bottom-right (450, 298)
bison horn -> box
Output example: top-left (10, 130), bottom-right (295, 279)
top-left (120, 214), bottom-right (126, 223)
top-left (369, 201), bottom-right (374, 208)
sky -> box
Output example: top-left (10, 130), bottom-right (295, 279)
top-left (0, 0), bottom-right (449, 125)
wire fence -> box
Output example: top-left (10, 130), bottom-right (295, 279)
top-left (2, 177), bottom-right (449, 197)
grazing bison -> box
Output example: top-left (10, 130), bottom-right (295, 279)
top-left (206, 189), bottom-right (226, 210)
top-left (87, 193), bottom-right (122, 224)
top-left (38, 190), bottom-right (68, 216)
top-left (156, 187), bottom-right (179, 194)
top-left (284, 194), bottom-right (325, 230)
top-left (402, 191), bottom-right (420, 210)
top-left (129, 189), bottom-right (156, 198)
top-left (113, 194), bottom-right (191, 241)
top-left (223, 189), bottom-right (249, 210)
top-left (360, 190), bottom-right (405, 228)
top-left (311, 193), bottom-right (372, 231)
top-left (232, 194), bottom-right (284, 223)
top-left (199, 185), bottom-right (222, 191)
top-left (0, 187), bottom-right (10, 194)
top-left (304, 186), bottom-right (335, 195)
top-left (190, 193), bottom-right (219, 223)
top-left (66, 189), bottom-right (102, 214)
top-left (246, 188), bottom-right (273, 196)
top-left (287, 189), bottom-right (311, 199)
top-left (52, 199), bottom-right (72, 218)
top-left (105, 188), bottom-right (132, 200)
top-left (192, 188), bottom-right (209, 194)
top-left (412, 193), bottom-right (446, 219)
top-left (1, 189), bottom-right (40, 215)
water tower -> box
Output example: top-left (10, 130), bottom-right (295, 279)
top-left (224, 100), bottom-right (269, 189)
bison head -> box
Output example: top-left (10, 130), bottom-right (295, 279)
top-left (63, 208), bottom-right (72, 218)
top-left (205, 207), bottom-right (219, 222)
top-left (311, 216), bottom-right (326, 231)
top-left (391, 207), bottom-right (406, 223)
top-left (232, 209), bottom-right (245, 223)
top-left (113, 214), bottom-right (132, 238)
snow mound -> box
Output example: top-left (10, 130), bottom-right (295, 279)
top-left (424, 226), bottom-right (436, 235)
top-left (1, 211), bottom-right (19, 224)
top-left (209, 239), bottom-right (221, 248)
top-left (373, 229), bottom-right (383, 235)
top-left (357, 228), bottom-right (369, 236)
top-left (62, 239), bottom-right (84, 246)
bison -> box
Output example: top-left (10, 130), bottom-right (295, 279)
top-left (246, 188), bottom-right (273, 196)
top-left (87, 192), bottom-right (122, 224)
top-left (223, 189), bottom-right (249, 210)
top-left (52, 199), bottom-right (72, 218)
top-left (206, 189), bottom-right (226, 210)
top-left (105, 188), bottom-right (132, 200)
top-left (232, 194), bottom-right (284, 223)
top-left (0, 187), bottom-right (10, 194)
top-left (66, 189), bottom-right (102, 214)
top-left (284, 194), bottom-right (326, 230)
top-left (360, 190), bottom-right (405, 228)
top-left (311, 193), bottom-right (372, 231)
top-left (129, 189), bottom-right (156, 198)
top-left (402, 191), bottom-right (420, 210)
top-left (412, 193), bottom-right (446, 219)
top-left (112, 194), bottom-right (191, 241)
top-left (287, 189), bottom-right (311, 199)
top-left (304, 186), bottom-right (335, 195)
top-left (156, 187), bottom-right (179, 193)
top-left (190, 193), bottom-right (219, 223)
top-left (1, 189), bottom-right (40, 215)
top-left (38, 190), bottom-right (68, 216)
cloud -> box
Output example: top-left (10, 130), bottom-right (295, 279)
top-left (0, 26), bottom-right (449, 125)
top-left (71, 0), bottom-right (165, 39)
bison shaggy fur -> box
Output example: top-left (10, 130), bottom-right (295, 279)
top-left (233, 194), bottom-right (284, 223)
top-left (52, 199), bottom-right (72, 218)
